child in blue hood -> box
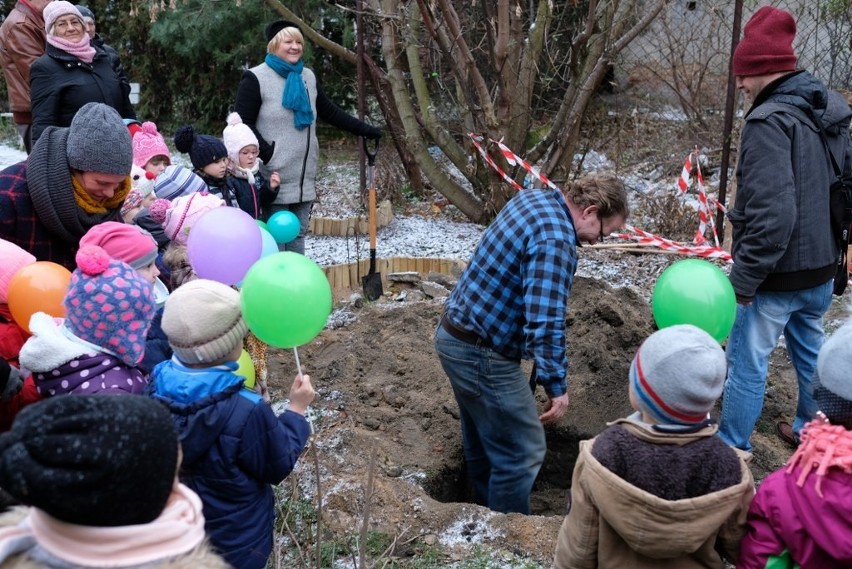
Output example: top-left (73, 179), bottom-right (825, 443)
top-left (148, 278), bottom-right (314, 569)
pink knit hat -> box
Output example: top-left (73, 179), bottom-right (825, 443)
top-left (63, 246), bottom-right (156, 367)
top-left (222, 112), bottom-right (259, 163)
top-left (132, 121), bottom-right (172, 169)
top-left (43, 1), bottom-right (84, 34)
top-left (0, 239), bottom-right (36, 304)
top-left (79, 222), bottom-right (158, 270)
top-left (149, 193), bottom-right (225, 246)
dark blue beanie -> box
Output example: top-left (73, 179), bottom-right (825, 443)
top-left (173, 124), bottom-right (228, 170)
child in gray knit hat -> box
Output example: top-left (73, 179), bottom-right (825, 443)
top-left (739, 318), bottom-right (852, 567)
top-left (148, 278), bottom-right (315, 569)
top-left (554, 324), bottom-right (755, 569)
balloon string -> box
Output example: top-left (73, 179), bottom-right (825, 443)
top-left (293, 347), bottom-right (315, 436)
top-left (293, 346), bottom-right (303, 376)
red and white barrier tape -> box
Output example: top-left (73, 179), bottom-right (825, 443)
top-left (467, 133), bottom-right (731, 262)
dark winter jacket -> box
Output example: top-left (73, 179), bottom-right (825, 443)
top-left (149, 359), bottom-right (311, 569)
top-left (225, 169), bottom-right (279, 220)
top-left (234, 64), bottom-right (380, 205)
top-left (0, 127), bottom-right (123, 269)
top-left (141, 306), bottom-right (171, 375)
top-left (729, 71), bottom-right (852, 298)
top-left (91, 33), bottom-right (130, 93)
top-left (29, 43), bottom-right (136, 143)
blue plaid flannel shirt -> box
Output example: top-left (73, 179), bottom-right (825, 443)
top-left (444, 188), bottom-right (577, 397)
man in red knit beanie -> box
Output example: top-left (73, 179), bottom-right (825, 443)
top-left (719, 6), bottom-right (852, 452)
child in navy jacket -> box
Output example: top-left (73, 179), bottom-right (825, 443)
top-left (149, 279), bottom-right (314, 569)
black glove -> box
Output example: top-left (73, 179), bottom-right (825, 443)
top-left (0, 364), bottom-right (23, 402)
top-left (365, 126), bottom-right (382, 141)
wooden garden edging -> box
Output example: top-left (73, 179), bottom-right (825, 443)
top-left (309, 199), bottom-right (393, 237)
top-left (322, 257), bottom-right (466, 298)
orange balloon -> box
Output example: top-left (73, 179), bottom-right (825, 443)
top-left (7, 261), bottom-right (72, 334)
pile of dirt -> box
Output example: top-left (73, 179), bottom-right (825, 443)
top-left (266, 268), bottom-right (824, 565)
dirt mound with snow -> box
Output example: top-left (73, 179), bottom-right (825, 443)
top-left (264, 260), bottom-right (828, 564)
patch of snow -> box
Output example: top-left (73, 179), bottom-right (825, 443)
top-left (306, 216), bottom-right (484, 267)
top-left (0, 144), bottom-right (27, 168)
top-left (438, 509), bottom-right (504, 547)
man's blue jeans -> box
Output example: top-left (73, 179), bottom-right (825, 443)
top-left (719, 280), bottom-right (832, 451)
top-left (434, 323), bottom-right (546, 514)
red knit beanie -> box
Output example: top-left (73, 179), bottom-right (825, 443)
top-left (732, 6), bottom-right (798, 77)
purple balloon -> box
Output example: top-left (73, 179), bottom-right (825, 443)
top-left (267, 211), bottom-right (301, 245)
top-left (187, 207), bottom-right (263, 285)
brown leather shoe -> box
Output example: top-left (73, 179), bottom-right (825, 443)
top-left (777, 421), bottom-right (798, 447)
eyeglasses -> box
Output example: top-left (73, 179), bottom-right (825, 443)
top-left (54, 18), bottom-right (84, 31)
top-left (598, 216), bottom-right (606, 242)
top-left (239, 149), bottom-right (259, 157)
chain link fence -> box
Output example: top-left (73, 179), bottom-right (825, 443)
top-left (616, 0), bottom-right (851, 124)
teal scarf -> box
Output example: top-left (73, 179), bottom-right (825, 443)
top-left (264, 53), bottom-right (314, 130)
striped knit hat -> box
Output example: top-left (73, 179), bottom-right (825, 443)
top-left (154, 165), bottom-right (207, 200)
top-left (629, 325), bottom-right (727, 425)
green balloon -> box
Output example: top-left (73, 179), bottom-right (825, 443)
top-left (240, 252), bottom-right (332, 348)
top-left (256, 220), bottom-right (269, 232)
top-left (651, 259), bottom-right (737, 342)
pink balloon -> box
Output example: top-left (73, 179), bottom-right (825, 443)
top-left (187, 207), bottom-right (263, 285)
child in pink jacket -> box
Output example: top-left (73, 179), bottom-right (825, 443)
top-left (738, 319), bottom-right (852, 568)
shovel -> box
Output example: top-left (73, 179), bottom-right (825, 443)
top-left (361, 138), bottom-right (383, 301)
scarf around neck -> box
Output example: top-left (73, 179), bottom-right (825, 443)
top-left (26, 127), bottom-right (123, 243)
top-left (229, 160), bottom-right (259, 186)
top-left (264, 53), bottom-right (314, 130)
top-left (72, 173), bottom-right (130, 214)
top-left (0, 483), bottom-right (206, 567)
top-left (47, 33), bottom-right (96, 64)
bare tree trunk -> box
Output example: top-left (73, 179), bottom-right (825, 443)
top-left (259, 0), bottom-right (666, 222)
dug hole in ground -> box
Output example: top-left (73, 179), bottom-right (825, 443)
top-left (262, 142), bottom-right (852, 567)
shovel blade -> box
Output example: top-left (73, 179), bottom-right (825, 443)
top-left (361, 272), bottom-right (383, 301)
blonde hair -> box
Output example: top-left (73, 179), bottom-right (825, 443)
top-left (267, 27), bottom-right (304, 55)
top-left (562, 173), bottom-right (630, 219)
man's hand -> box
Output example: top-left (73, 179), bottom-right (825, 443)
top-left (540, 393), bottom-right (569, 424)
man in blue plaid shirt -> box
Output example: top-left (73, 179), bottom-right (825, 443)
top-left (435, 173), bottom-right (629, 514)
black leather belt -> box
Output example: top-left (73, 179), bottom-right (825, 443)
top-left (441, 316), bottom-right (492, 349)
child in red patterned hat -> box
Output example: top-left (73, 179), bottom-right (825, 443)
top-left (133, 121), bottom-right (172, 177)
top-left (0, 239), bottom-right (42, 431)
top-left (19, 245), bottom-right (156, 397)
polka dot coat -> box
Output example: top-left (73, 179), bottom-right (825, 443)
top-left (34, 351), bottom-right (148, 397)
